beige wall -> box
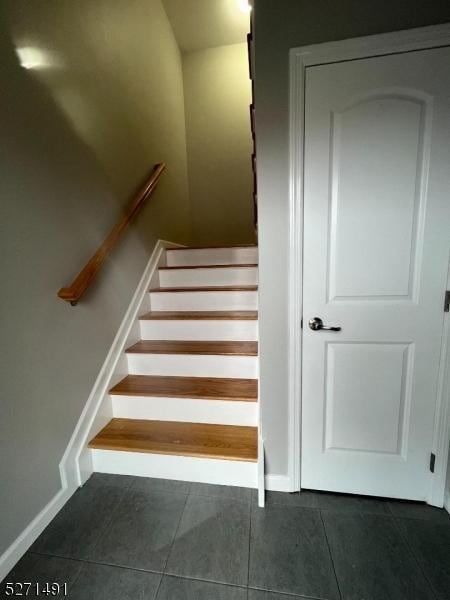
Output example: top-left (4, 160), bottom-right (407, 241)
top-left (183, 43), bottom-right (255, 245)
top-left (254, 0), bottom-right (450, 479)
top-left (0, 0), bottom-right (190, 555)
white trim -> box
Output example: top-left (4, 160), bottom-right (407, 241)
top-left (159, 265), bottom-right (258, 288)
top-left (258, 435), bottom-right (265, 506)
top-left (287, 29), bottom-right (305, 493)
top-left (112, 395), bottom-right (257, 426)
top-left (149, 289), bottom-right (258, 312)
top-left (166, 246), bottom-right (258, 267)
top-left (429, 260), bottom-right (450, 507)
top-left (140, 319), bottom-right (258, 342)
top-left (0, 485), bottom-right (77, 582)
top-left (265, 474), bottom-right (293, 493)
top-left (126, 352), bottom-right (258, 379)
top-left (91, 449), bottom-right (258, 488)
top-left (290, 23), bottom-right (450, 68)
top-left (444, 490), bottom-right (450, 514)
top-left (288, 23), bottom-right (450, 499)
top-left (60, 239), bottom-right (183, 488)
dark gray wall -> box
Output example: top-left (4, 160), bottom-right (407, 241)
top-left (254, 0), bottom-right (450, 477)
top-left (0, 0), bottom-right (191, 555)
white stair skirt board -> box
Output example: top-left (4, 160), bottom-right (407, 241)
top-left (149, 290), bottom-right (258, 311)
top-left (91, 449), bottom-right (258, 488)
top-left (166, 246), bottom-right (258, 267)
top-left (126, 353), bottom-right (257, 379)
top-left (159, 266), bottom-right (258, 288)
top-left (60, 239), bottom-right (185, 490)
top-left (112, 395), bottom-right (258, 426)
top-left (140, 319), bottom-right (258, 341)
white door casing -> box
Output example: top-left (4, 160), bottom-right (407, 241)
top-left (291, 32), bottom-right (450, 502)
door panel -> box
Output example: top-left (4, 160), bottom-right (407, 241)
top-left (301, 48), bottom-right (450, 500)
top-left (329, 95), bottom-right (427, 300)
top-left (324, 342), bottom-right (412, 455)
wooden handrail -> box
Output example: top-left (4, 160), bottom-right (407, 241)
top-left (58, 162), bottom-right (166, 305)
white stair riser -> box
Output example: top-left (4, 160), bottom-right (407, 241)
top-left (159, 267), bottom-right (258, 288)
top-left (112, 395), bottom-right (257, 426)
top-left (140, 319), bottom-right (258, 341)
top-left (126, 354), bottom-right (257, 379)
top-left (166, 247), bottom-right (258, 267)
top-left (150, 290), bottom-right (258, 311)
top-left (91, 449), bottom-right (257, 488)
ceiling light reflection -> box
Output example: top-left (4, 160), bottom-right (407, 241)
top-left (237, 0), bottom-right (252, 14)
top-left (15, 46), bottom-right (61, 70)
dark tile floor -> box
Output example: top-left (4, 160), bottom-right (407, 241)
top-left (2, 474), bottom-right (449, 599)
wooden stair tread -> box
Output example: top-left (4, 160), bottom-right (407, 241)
top-left (88, 418), bottom-right (258, 462)
top-left (126, 340), bottom-right (258, 356)
top-left (140, 310), bottom-right (258, 320)
top-left (150, 285), bottom-right (258, 293)
top-left (159, 264), bottom-right (257, 270)
top-left (110, 375), bottom-right (257, 402)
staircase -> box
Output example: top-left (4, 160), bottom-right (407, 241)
top-left (88, 245), bottom-right (259, 488)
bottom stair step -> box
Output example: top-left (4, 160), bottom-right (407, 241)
top-left (88, 418), bottom-right (258, 462)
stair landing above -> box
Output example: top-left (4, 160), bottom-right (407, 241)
top-left (89, 418), bottom-right (258, 462)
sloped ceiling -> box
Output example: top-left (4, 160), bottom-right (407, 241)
top-left (162, 0), bottom-right (250, 53)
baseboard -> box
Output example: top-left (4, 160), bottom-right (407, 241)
top-left (265, 474), bottom-right (293, 492)
top-left (0, 484), bottom-right (77, 583)
top-left (444, 490), bottom-right (450, 514)
top-left (60, 239), bottom-right (184, 488)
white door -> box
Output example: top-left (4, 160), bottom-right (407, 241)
top-left (301, 47), bottom-right (450, 500)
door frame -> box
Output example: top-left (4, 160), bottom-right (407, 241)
top-left (288, 23), bottom-right (450, 506)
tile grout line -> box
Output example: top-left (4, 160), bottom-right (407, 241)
top-left (248, 584), bottom-right (335, 599)
top-left (265, 502), bottom-right (322, 511)
top-left (26, 475), bottom-right (449, 600)
top-left (318, 510), bottom-right (344, 600)
top-left (248, 500), bottom-right (332, 600)
top-left (157, 571), bottom-right (249, 591)
top-left (386, 497), bottom-right (450, 525)
top-left (389, 512), bottom-right (450, 525)
top-left (27, 477), bottom-right (138, 589)
top-left (27, 545), bottom-right (321, 599)
top-left (153, 573), bottom-right (164, 600)
top-left (157, 490), bottom-right (190, 589)
top-left (160, 490), bottom-right (253, 592)
top-left (28, 550), bottom-right (164, 576)
top-left (82, 481), bottom-right (135, 562)
top-left (390, 516), bottom-right (440, 600)
top-left (153, 491), bottom-right (190, 598)
top-left (22, 550), bottom-right (85, 591)
top-left (187, 493), bottom-right (253, 503)
top-left (246, 496), bottom-right (253, 594)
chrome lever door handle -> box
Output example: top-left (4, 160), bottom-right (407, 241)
top-left (308, 317), bottom-right (341, 332)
